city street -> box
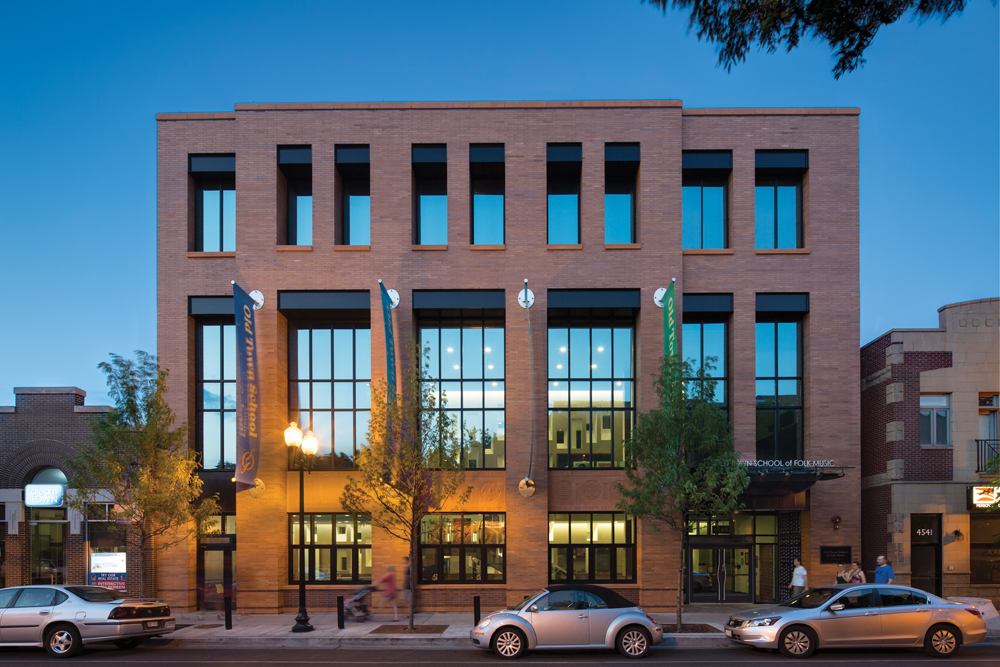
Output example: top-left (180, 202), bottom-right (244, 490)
top-left (0, 645), bottom-right (996, 665)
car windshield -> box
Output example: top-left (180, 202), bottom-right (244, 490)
top-left (65, 586), bottom-right (127, 602)
top-left (780, 587), bottom-right (839, 609)
top-left (511, 591), bottom-right (546, 611)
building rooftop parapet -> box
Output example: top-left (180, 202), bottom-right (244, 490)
top-left (13, 387), bottom-right (86, 396)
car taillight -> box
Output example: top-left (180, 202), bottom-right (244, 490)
top-left (108, 607), bottom-right (140, 620)
top-left (647, 615), bottom-right (656, 624)
top-left (965, 607), bottom-right (982, 617)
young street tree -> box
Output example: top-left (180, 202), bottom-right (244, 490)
top-left (615, 353), bottom-right (748, 629)
top-left (647, 0), bottom-right (977, 78)
top-left (340, 345), bottom-right (472, 631)
top-left (65, 351), bottom-right (220, 598)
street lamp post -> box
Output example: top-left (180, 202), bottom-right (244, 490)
top-left (285, 422), bottom-right (318, 633)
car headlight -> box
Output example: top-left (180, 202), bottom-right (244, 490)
top-left (745, 617), bottom-right (781, 627)
top-left (478, 618), bottom-right (492, 629)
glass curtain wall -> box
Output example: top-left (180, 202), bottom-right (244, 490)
top-left (290, 514), bottom-right (372, 584)
top-left (419, 513), bottom-right (505, 583)
top-left (548, 513), bottom-right (635, 583)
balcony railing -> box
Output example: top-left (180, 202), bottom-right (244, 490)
top-left (976, 439), bottom-right (999, 474)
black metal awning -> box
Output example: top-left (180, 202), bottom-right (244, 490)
top-left (740, 465), bottom-right (849, 495)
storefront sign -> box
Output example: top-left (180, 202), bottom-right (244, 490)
top-left (969, 486), bottom-right (998, 509)
top-left (90, 552), bottom-right (127, 573)
top-left (379, 281), bottom-right (397, 403)
top-left (89, 572), bottom-right (127, 592)
top-left (233, 282), bottom-right (261, 485)
top-left (820, 546), bottom-right (852, 564)
top-left (24, 484), bottom-right (65, 507)
top-left (739, 460), bottom-right (837, 467)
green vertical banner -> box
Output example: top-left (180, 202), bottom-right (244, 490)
top-left (663, 281), bottom-right (677, 359)
top-left (379, 281), bottom-right (397, 403)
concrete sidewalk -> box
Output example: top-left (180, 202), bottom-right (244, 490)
top-left (153, 607), bottom-right (741, 649)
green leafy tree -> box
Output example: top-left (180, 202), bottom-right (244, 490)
top-left (615, 353), bottom-right (748, 629)
top-left (647, 0), bottom-right (983, 78)
top-left (341, 344), bottom-right (472, 631)
top-left (65, 351), bottom-right (220, 598)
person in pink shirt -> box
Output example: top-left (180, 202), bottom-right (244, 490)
top-left (377, 564), bottom-right (399, 621)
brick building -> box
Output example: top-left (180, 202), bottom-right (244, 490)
top-left (861, 298), bottom-right (1000, 603)
top-left (0, 388), bottom-right (143, 595)
top-left (155, 100), bottom-right (861, 613)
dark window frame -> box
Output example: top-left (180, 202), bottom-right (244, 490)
top-left (288, 513), bottom-right (372, 585)
top-left (547, 143), bottom-right (582, 244)
top-left (755, 318), bottom-right (804, 460)
top-left (194, 178), bottom-right (236, 252)
top-left (682, 316), bottom-right (729, 419)
top-left (418, 512), bottom-right (506, 584)
top-left (548, 512), bottom-right (636, 584)
top-left (755, 175), bottom-right (803, 249)
top-left (470, 144), bottom-right (505, 245)
top-left (196, 320), bottom-right (237, 470)
top-left (337, 145), bottom-right (371, 246)
top-left (604, 143), bottom-right (639, 244)
top-left (413, 144), bottom-right (448, 245)
top-left (682, 173), bottom-right (729, 249)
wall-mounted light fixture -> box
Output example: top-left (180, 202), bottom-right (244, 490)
top-left (832, 515), bottom-right (842, 531)
top-left (951, 529), bottom-right (964, 540)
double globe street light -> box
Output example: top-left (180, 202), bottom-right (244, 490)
top-left (284, 421), bottom-right (319, 633)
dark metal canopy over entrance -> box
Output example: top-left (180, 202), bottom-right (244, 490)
top-left (740, 465), bottom-right (848, 495)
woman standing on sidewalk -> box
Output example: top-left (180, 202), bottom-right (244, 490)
top-left (377, 564), bottom-right (399, 622)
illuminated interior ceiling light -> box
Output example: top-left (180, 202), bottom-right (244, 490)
top-left (591, 364), bottom-right (597, 369)
top-left (556, 364), bottom-right (563, 369)
top-left (560, 347), bottom-right (567, 352)
top-left (492, 382), bottom-right (497, 386)
top-left (616, 381), bottom-right (622, 386)
top-left (484, 347), bottom-right (491, 352)
top-left (553, 382), bottom-right (559, 386)
top-left (488, 365), bottom-right (494, 369)
top-left (453, 365), bottom-right (460, 370)
top-left (446, 347), bottom-right (454, 353)
top-left (597, 346), bottom-right (604, 352)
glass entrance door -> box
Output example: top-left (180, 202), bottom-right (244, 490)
top-left (688, 547), bottom-right (753, 602)
top-left (29, 520), bottom-right (66, 585)
top-left (198, 539), bottom-right (236, 613)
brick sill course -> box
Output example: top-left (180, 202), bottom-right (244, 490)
top-left (683, 248), bottom-right (733, 255)
top-left (755, 248), bottom-right (811, 255)
top-left (547, 244), bottom-right (583, 250)
top-left (412, 245), bottom-right (448, 251)
top-left (187, 251), bottom-right (236, 258)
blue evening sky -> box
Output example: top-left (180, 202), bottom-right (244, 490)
top-left (1, 1), bottom-right (997, 406)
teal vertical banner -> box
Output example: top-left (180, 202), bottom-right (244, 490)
top-left (664, 282), bottom-right (677, 359)
top-left (379, 281), bottom-right (397, 403)
top-left (233, 282), bottom-right (260, 485)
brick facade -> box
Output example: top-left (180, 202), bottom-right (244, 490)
top-left (156, 101), bottom-right (862, 612)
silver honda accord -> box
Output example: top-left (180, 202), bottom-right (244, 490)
top-left (726, 584), bottom-right (987, 658)
top-left (471, 584), bottom-right (663, 659)
top-left (0, 585), bottom-right (175, 658)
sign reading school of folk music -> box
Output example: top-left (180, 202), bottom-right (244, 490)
top-left (233, 282), bottom-right (261, 485)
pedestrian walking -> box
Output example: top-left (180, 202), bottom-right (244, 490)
top-left (849, 561), bottom-right (866, 583)
top-left (835, 563), bottom-right (848, 584)
top-left (402, 556), bottom-right (412, 620)
top-left (874, 555), bottom-right (895, 584)
top-left (787, 557), bottom-right (808, 596)
top-left (376, 564), bottom-right (399, 621)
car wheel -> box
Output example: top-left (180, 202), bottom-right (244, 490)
top-left (924, 624), bottom-right (960, 658)
top-left (778, 625), bottom-right (816, 659)
top-left (492, 627), bottom-right (526, 659)
top-left (617, 625), bottom-right (652, 658)
top-left (114, 637), bottom-right (145, 650)
top-left (45, 624), bottom-right (82, 659)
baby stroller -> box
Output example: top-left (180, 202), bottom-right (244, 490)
top-left (345, 584), bottom-right (375, 622)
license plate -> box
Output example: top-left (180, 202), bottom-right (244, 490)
top-left (145, 621), bottom-right (161, 629)
top-left (725, 628), bottom-right (732, 637)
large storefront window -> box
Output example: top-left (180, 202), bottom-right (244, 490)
top-left (686, 512), bottom-right (778, 603)
top-left (419, 513), bottom-right (505, 583)
top-left (756, 321), bottom-right (802, 460)
top-left (87, 503), bottom-right (127, 592)
top-left (420, 312), bottom-right (505, 469)
top-left (683, 320), bottom-right (728, 418)
top-left (970, 514), bottom-right (1000, 585)
top-left (548, 314), bottom-right (634, 469)
top-left (290, 514), bottom-right (371, 584)
top-left (290, 326), bottom-right (371, 470)
top-left (548, 513), bottom-right (635, 583)
top-left (197, 323), bottom-right (237, 469)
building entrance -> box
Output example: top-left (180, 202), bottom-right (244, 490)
top-left (688, 547), bottom-right (751, 602)
top-left (28, 509), bottom-right (66, 585)
top-left (197, 515), bottom-right (236, 613)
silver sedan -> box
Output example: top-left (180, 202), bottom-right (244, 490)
top-left (0, 585), bottom-right (175, 658)
top-left (471, 584), bottom-right (663, 659)
top-left (727, 584), bottom-right (988, 658)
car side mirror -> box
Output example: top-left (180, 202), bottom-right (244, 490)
top-left (529, 605), bottom-right (538, 612)
top-left (829, 604), bottom-right (845, 612)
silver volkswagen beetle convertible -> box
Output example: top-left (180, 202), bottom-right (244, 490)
top-left (471, 584), bottom-right (663, 659)
top-left (727, 584), bottom-right (987, 658)
top-left (0, 585), bottom-right (175, 658)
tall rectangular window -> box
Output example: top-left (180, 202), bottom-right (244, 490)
top-left (289, 325), bottom-right (372, 470)
top-left (197, 323), bottom-right (237, 469)
top-left (920, 395), bottom-right (950, 446)
top-left (755, 150), bottom-right (807, 249)
top-left (413, 145), bottom-right (447, 245)
top-left (604, 143), bottom-right (639, 244)
top-left (547, 143), bottom-right (582, 244)
top-left (970, 515), bottom-right (1000, 584)
top-left (682, 151), bottom-right (731, 249)
top-left (470, 144), bottom-right (504, 245)
top-left (420, 311), bottom-right (505, 469)
top-left (337, 145), bottom-right (371, 246)
top-left (548, 313), bottom-right (634, 469)
top-left (548, 513), bottom-right (635, 583)
top-left (279, 146), bottom-right (312, 246)
top-left (419, 513), bottom-right (505, 583)
top-left (290, 513), bottom-right (371, 584)
top-left (190, 154), bottom-right (236, 252)
top-left (755, 321), bottom-right (802, 460)
top-left (683, 320), bottom-right (728, 419)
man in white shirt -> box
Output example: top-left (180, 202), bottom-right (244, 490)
top-left (788, 558), bottom-right (808, 596)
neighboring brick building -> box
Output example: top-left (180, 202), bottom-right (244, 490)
top-left (156, 100), bottom-right (861, 613)
top-left (0, 388), bottom-right (145, 595)
top-left (861, 298), bottom-right (1000, 603)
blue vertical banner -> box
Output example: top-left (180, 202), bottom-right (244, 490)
top-left (233, 282), bottom-right (260, 485)
top-left (379, 281), bottom-right (397, 403)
